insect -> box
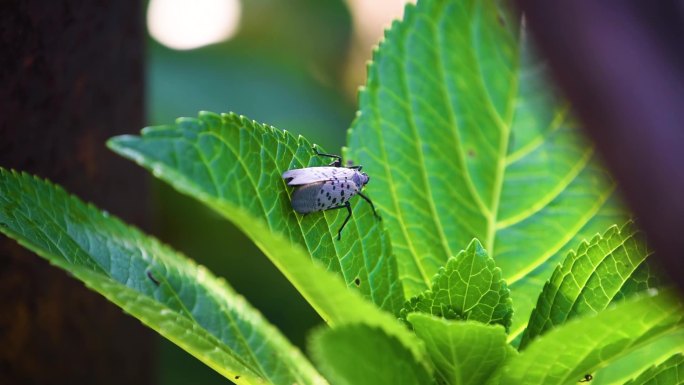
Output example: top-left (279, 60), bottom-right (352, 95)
top-left (282, 147), bottom-right (379, 240)
top-left (579, 374), bottom-right (593, 382)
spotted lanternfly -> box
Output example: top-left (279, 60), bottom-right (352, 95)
top-left (282, 147), bottom-right (379, 240)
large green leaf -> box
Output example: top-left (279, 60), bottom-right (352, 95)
top-left (309, 324), bottom-right (433, 385)
top-left (623, 354), bottom-right (684, 385)
top-left (521, 222), bottom-right (659, 348)
top-left (400, 239), bottom-right (512, 330)
top-left (346, 0), bottom-right (625, 339)
top-left (109, 112), bottom-right (403, 315)
top-left (0, 170), bottom-right (324, 385)
top-left (409, 313), bottom-right (514, 385)
top-left (488, 291), bottom-right (684, 385)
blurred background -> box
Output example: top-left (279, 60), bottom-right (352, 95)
top-left (144, 0), bottom-right (411, 383)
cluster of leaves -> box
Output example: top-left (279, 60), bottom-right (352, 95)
top-left (1, 0), bottom-right (682, 384)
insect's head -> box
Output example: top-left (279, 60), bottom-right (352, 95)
top-left (353, 171), bottom-right (370, 187)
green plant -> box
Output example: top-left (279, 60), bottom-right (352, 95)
top-left (1, 0), bottom-right (682, 384)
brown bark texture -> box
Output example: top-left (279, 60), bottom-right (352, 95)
top-left (0, 1), bottom-right (154, 384)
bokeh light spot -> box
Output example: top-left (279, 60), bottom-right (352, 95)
top-left (147, 0), bottom-right (241, 50)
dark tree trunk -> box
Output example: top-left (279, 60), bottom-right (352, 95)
top-left (514, 0), bottom-right (684, 293)
top-left (0, 1), bottom-right (153, 384)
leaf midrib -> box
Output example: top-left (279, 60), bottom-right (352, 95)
top-left (468, 17), bottom-right (517, 257)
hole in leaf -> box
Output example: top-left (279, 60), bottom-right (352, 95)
top-left (146, 270), bottom-right (160, 286)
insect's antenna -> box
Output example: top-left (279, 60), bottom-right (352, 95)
top-left (312, 146), bottom-right (342, 167)
top-left (357, 192), bottom-right (381, 220)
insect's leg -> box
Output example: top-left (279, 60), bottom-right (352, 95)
top-left (325, 202), bottom-right (352, 240)
top-left (312, 146), bottom-right (342, 167)
top-left (335, 202), bottom-right (353, 240)
top-left (344, 159), bottom-right (362, 170)
top-left (357, 192), bottom-right (381, 220)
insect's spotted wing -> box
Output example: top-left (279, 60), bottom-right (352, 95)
top-left (290, 179), bottom-right (360, 213)
top-left (283, 167), bottom-right (358, 186)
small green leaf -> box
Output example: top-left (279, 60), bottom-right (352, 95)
top-left (109, 112), bottom-right (403, 315)
top-left (488, 291), bottom-right (684, 385)
top-left (346, 0), bottom-right (626, 341)
top-left (623, 354), bottom-right (684, 385)
top-left (0, 170), bottom-right (324, 385)
top-left (400, 239), bottom-right (512, 331)
top-left (309, 324), bottom-right (433, 385)
top-left (521, 222), bottom-right (659, 348)
top-left (409, 313), bottom-right (514, 385)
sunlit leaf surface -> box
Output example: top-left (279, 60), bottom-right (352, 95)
top-left (410, 313), bottom-right (514, 385)
top-left (110, 112), bottom-right (403, 315)
top-left (623, 354), bottom-right (684, 385)
top-left (310, 324), bottom-right (432, 385)
top-left (488, 291), bottom-right (683, 385)
top-left (0, 170), bottom-right (325, 385)
top-left (347, 0), bottom-right (625, 339)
